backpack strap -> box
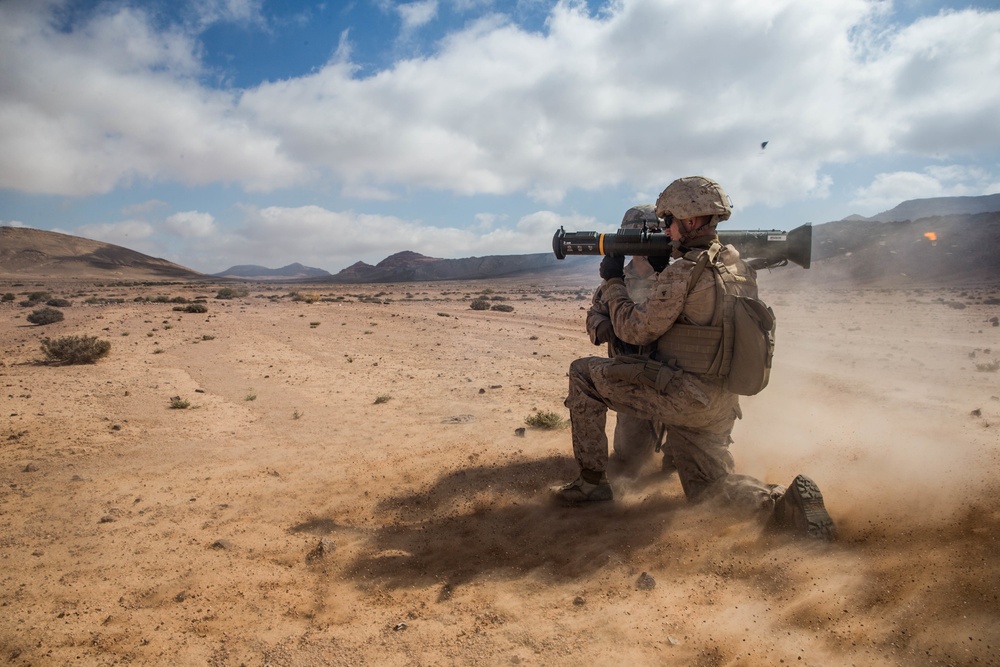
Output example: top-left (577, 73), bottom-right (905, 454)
top-left (683, 242), bottom-right (722, 296)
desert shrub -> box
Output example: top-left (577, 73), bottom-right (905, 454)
top-left (176, 303), bottom-right (207, 313)
top-left (40, 335), bottom-right (111, 364)
top-left (470, 298), bottom-right (490, 311)
top-left (19, 300), bottom-right (41, 307)
top-left (170, 296), bottom-right (188, 303)
top-left (216, 287), bottom-right (249, 300)
top-left (169, 397), bottom-right (191, 409)
top-left (27, 307), bottom-right (64, 325)
top-left (27, 291), bottom-right (51, 302)
top-left (490, 304), bottom-right (515, 312)
top-left (524, 410), bottom-right (566, 429)
top-left (975, 360), bottom-right (1000, 372)
top-left (2, 293), bottom-right (14, 302)
top-left (46, 298), bottom-right (72, 307)
top-left (374, 394), bottom-right (392, 404)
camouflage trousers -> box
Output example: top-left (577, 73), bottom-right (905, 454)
top-left (564, 356), bottom-right (778, 512)
top-left (612, 413), bottom-right (668, 470)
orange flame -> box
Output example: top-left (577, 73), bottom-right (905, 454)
top-left (924, 232), bottom-right (938, 241)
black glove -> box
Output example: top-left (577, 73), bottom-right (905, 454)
top-left (649, 255), bottom-right (670, 273)
top-left (593, 319), bottom-right (614, 344)
top-left (599, 255), bottom-right (625, 280)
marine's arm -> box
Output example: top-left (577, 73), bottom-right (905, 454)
top-left (585, 286), bottom-right (614, 345)
top-left (601, 270), bottom-right (688, 346)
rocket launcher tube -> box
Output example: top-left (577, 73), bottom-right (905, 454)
top-left (552, 224), bottom-right (812, 269)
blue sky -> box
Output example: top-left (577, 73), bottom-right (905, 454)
top-left (1, 0), bottom-right (998, 274)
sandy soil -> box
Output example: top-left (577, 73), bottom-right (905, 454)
top-left (1, 277), bottom-right (999, 666)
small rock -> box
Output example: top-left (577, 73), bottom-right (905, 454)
top-left (479, 388), bottom-right (486, 394)
top-left (22, 463), bottom-right (38, 473)
top-left (210, 539), bottom-right (233, 550)
top-left (98, 515), bottom-right (115, 524)
top-left (971, 408), bottom-right (982, 417)
top-left (111, 424), bottom-right (121, 431)
top-left (306, 537), bottom-right (336, 562)
top-left (636, 572), bottom-right (656, 591)
top-left (437, 583), bottom-right (454, 602)
top-left (393, 622), bottom-right (407, 631)
top-left (572, 596), bottom-right (586, 606)
top-left (514, 427), bottom-right (526, 437)
top-left (667, 635), bottom-right (680, 646)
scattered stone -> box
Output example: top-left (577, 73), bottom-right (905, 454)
top-left (636, 572), bottom-right (656, 591)
top-left (306, 537), bottom-right (336, 562)
top-left (210, 539), bottom-right (233, 550)
top-left (98, 515), bottom-right (115, 524)
top-left (195, 388), bottom-right (206, 393)
top-left (442, 415), bottom-right (475, 424)
top-left (572, 596), bottom-right (586, 606)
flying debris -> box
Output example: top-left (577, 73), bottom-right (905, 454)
top-left (760, 141), bottom-right (769, 150)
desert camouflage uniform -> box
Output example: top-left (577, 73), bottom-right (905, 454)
top-left (586, 257), bottom-right (670, 470)
top-left (566, 244), bottom-right (777, 511)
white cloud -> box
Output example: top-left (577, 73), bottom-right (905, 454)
top-left (0, 0), bottom-right (998, 216)
top-left (122, 199), bottom-right (169, 216)
top-left (1, 220), bottom-right (27, 227)
top-left (397, 0), bottom-right (438, 31)
top-left (0, 2), bottom-right (303, 196)
top-left (851, 165), bottom-right (997, 210)
top-left (171, 203), bottom-right (593, 271)
top-left (165, 211), bottom-right (216, 238)
top-left (74, 220), bottom-right (156, 246)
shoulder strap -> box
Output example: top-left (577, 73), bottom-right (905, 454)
top-left (684, 242), bottom-right (722, 296)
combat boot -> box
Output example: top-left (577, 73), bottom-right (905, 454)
top-left (554, 473), bottom-right (613, 503)
top-left (771, 474), bottom-right (836, 541)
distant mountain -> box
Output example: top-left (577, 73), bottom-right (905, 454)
top-left (0, 226), bottom-right (203, 280)
top-left (850, 193), bottom-right (1000, 223)
top-left (320, 250), bottom-right (589, 283)
top-left (214, 262), bottom-right (331, 280)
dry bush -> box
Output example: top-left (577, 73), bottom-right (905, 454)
top-left (40, 335), bottom-right (111, 365)
top-left (524, 410), bottom-right (566, 429)
top-left (470, 298), bottom-right (490, 310)
top-left (27, 307), bottom-right (64, 325)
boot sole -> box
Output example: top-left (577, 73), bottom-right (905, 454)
top-left (786, 475), bottom-right (836, 541)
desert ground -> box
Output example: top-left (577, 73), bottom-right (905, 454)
top-left (1, 275), bottom-right (999, 666)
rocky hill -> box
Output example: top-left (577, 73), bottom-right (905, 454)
top-left (0, 226), bottom-right (202, 280)
top-left (214, 262), bottom-right (331, 280)
top-left (319, 250), bottom-right (588, 284)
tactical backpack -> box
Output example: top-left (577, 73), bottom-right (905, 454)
top-left (654, 243), bottom-right (776, 396)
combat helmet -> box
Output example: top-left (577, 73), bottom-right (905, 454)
top-left (654, 176), bottom-right (732, 225)
top-left (619, 204), bottom-right (659, 230)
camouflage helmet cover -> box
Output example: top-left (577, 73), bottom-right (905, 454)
top-left (619, 204), bottom-right (658, 230)
top-left (654, 176), bottom-right (732, 225)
